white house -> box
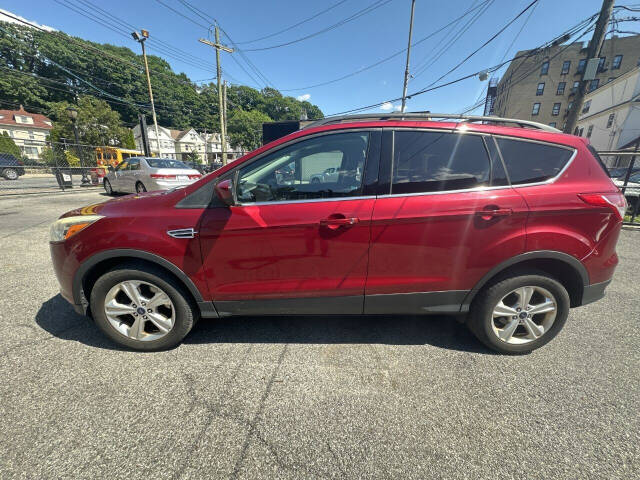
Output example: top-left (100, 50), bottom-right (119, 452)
top-left (577, 67), bottom-right (640, 154)
top-left (132, 124), bottom-right (176, 158)
top-left (201, 131), bottom-right (235, 161)
top-left (0, 106), bottom-right (52, 160)
top-left (170, 128), bottom-right (206, 161)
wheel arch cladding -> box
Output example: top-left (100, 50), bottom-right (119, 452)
top-left (462, 251), bottom-right (588, 310)
top-left (74, 249), bottom-right (204, 310)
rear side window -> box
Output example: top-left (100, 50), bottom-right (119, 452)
top-left (391, 131), bottom-right (494, 194)
top-left (495, 138), bottom-right (574, 184)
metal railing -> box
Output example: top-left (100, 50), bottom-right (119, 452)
top-left (598, 148), bottom-right (640, 225)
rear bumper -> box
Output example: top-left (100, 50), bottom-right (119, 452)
top-left (581, 279), bottom-right (611, 306)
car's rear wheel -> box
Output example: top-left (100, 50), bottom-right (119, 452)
top-left (467, 273), bottom-right (570, 354)
top-left (3, 168), bottom-right (19, 180)
top-left (103, 179), bottom-right (113, 195)
top-left (136, 181), bottom-right (147, 193)
top-left (90, 263), bottom-right (196, 351)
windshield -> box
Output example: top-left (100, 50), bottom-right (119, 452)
top-left (146, 158), bottom-right (188, 169)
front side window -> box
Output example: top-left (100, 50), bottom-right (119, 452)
top-left (129, 159), bottom-right (140, 170)
top-left (552, 103), bottom-right (561, 116)
top-left (532, 103), bottom-right (540, 116)
top-left (391, 131), bottom-right (497, 194)
top-left (612, 55), bottom-right (623, 70)
top-left (496, 138), bottom-right (574, 185)
top-left (115, 161), bottom-right (129, 171)
top-left (536, 82), bottom-right (545, 95)
top-left (236, 131), bottom-right (368, 203)
top-left (557, 82), bottom-right (566, 95)
top-left (540, 61), bottom-right (549, 75)
top-left (561, 61), bottom-right (571, 74)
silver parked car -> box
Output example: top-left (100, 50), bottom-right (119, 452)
top-left (103, 157), bottom-right (202, 194)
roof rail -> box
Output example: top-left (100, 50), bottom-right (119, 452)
top-left (303, 112), bottom-right (562, 133)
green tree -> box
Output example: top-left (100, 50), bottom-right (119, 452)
top-left (122, 129), bottom-right (136, 149)
top-left (48, 96), bottom-right (131, 147)
top-left (0, 132), bottom-right (22, 158)
top-left (228, 109), bottom-right (272, 151)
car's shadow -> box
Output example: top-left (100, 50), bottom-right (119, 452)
top-left (36, 294), bottom-right (495, 354)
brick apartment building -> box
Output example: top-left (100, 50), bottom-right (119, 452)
top-left (493, 35), bottom-right (640, 130)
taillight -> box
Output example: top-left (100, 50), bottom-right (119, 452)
top-left (578, 193), bottom-right (627, 220)
top-left (188, 174), bottom-right (201, 179)
top-left (150, 174), bottom-right (177, 179)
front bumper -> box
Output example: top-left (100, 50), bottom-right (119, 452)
top-left (50, 241), bottom-right (86, 315)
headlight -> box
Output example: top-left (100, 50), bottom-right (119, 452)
top-left (49, 215), bottom-right (104, 242)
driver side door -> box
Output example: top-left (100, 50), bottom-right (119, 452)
top-left (197, 129), bottom-right (381, 315)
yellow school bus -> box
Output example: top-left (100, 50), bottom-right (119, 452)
top-left (95, 147), bottom-right (145, 168)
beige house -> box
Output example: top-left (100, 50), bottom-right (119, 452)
top-left (576, 67), bottom-right (640, 157)
top-left (494, 35), bottom-right (640, 129)
top-left (0, 106), bottom-right (52, 159)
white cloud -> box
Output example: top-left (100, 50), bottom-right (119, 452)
top-left (296, 93), bottom-right (311, 102)
top-left (381, 102), bottom-right (402, 112)
top-left (0, 9), bottom-right (56, 31)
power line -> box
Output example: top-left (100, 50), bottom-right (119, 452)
top-left (242, 0), bottom-right (393, 52)
top-left (277, 0), bottom-right (494, 92)
top-left (235, 0), bottom-right (350, 44)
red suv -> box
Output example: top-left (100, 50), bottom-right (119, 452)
top-left (49, 114), bottom-right (625, 354)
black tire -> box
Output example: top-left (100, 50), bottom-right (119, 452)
top-left (311, 177), bottom-right (321, 184)
top-left (90, 263), bottom-right (197, 351)
top-left (103, 179), bottom-right (114, 195)
top-left (467, 273), bottom-right (570, 354)
top-left (3, 168), bottom-right (18, 180)
top-left (136, 181), bottom-right (147, 193)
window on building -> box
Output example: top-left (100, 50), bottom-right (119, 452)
top-left (582, 100), bottom-right (591, 113)
top-left (552, 103), bottom-right (561, 116)
top-left (28, 131), bottom-right (35, 140)
top-left (389, 131), bottom-right (500, 194)
top-left (549, 122), bottom-right (557, 128)
top-left (532, 103), bottom-right (541, 116)
top-left (495, 138), bottom-right (574, 184)
top-left (571, 81), bottom-right (580, 94)
top-left (587, 125), bottom-right (593, 138)
top-left (567, 101), bottom-right (573, 114)
top-left (588, 78), bottom-right (600, 92)
top-left (577, 58), bottom-right (587, 73)
top-left (14, 115), bottom-right (33, 124)
top-left (597, 57), bottom-right (606, 72)
top-left (557, 82), bottom-right (566, 95)
top-left (561, 61), bottom-right (571, 74)
top-left (578, 127), bottom-right (584, 137)
top-left (612, 54), bottom-right (623, 70)
top-left (607, 113), bottom-right (615, 128)
top-left (540, 61), bottom-right (549, 75)
top-left (536, 82), bottom-right (545, 95)
top-left (23, 146), bottom-right (38, 156)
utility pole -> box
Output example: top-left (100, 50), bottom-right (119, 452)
top-left (132, 29), bottom-right (161, 156)
top-left (401, 0), bottom-right (416, 113)
top-left (564, 0), bottom-right (614, 134)
top-left (223, 79), bottom-right (228, 160)
top-left (199, 26), bottom-right (233, 165)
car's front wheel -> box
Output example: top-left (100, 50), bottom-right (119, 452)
top-left (467, 273), bottom-right (570, 354)
top-left (136, 181), bottom-right (147, 193)
top-left (2, 168), bottom-right (19, 180)
top-left (103, 179), bottom-right (114, 195)
top-left (90, 263), bottom-right (196, 351)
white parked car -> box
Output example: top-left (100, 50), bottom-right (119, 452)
top-left (103, 157), bottom-right (201, 194)
top-left (613, 172), bottom-right (640, 200)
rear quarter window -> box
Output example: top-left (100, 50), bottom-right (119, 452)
top-left (495, 137), bottom-right (574, 185)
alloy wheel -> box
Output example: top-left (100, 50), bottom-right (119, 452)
top-left (490, 286), bottom-right (557, 345)
top-left (104, 280), bottom-right (175, 341)
top-left (4, 168), bottom-right (18, 180)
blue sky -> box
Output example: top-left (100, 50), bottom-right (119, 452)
top-left (3, 0), bottom-right (638, 116)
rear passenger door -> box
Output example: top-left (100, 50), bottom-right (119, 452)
top-left (364, 129), bottom-right (529, 314)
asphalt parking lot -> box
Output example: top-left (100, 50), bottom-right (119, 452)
top-left (0, 190), bottom-right (638, 479)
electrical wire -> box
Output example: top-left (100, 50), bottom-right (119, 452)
top-left (234, 0), bottom-right (351, 44)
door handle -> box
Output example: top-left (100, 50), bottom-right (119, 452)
top-left (319, 216), bottom-right (360, 229)
top-left (475, 207), bottom-right (512, 219)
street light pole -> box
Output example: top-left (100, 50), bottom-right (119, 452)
top-left (66, 106), bottom-right (91, 187)
top-left (132, 30), bottom-right (161, 156)
top-left (401, 0), bottom-right (416, 113)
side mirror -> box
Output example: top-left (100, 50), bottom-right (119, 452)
top-left (214, 178), bottom-right (234, 206)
